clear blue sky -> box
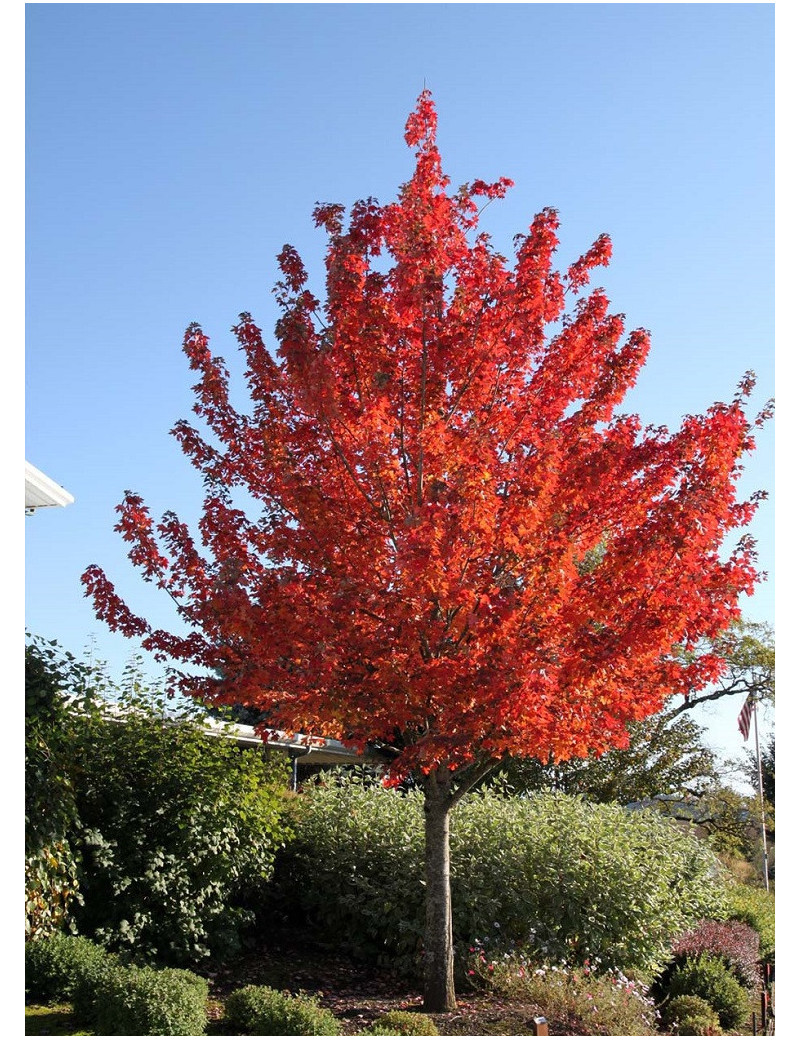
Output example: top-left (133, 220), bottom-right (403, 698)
top-left (24, 3), bottom-right (775, 766)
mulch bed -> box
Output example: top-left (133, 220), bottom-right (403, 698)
top-left (200, 937), bottom-right (560, 1036)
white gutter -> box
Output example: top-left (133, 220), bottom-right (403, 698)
top-left (25, 460), bottom-right (75, 513)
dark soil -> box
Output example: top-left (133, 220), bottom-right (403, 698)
top-left (200, 937), bottom-right (558, 1036)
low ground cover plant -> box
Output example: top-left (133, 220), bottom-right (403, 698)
top-left (468, 945), bottom-right (659, 1036)
top-left (225, 984), bottom-right (341, 1035)
top-left (363, 1010), bottom-right (439, 1035)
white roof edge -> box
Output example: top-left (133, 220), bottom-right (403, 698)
top-left (25, 460), bottom-right (75, 510)
top-left (203, 717), bottom-right (361, 756)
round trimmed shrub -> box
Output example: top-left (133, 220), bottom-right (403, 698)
top-left (25, 933), bottom-right (109, 1004)
top-left (666, 953), bottom-right (750, 1030)
top-left (364, 1010), bottom-right (439, 1035)
top-left (226, 984), bottom-right (341, 1036)
top-left (662, 994), bottom-right (721, 1035)
top-left (93, 963), bottom-right (209, 1036)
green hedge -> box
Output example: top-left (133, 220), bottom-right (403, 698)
top-left (274, 773), bottom-right (730, 978)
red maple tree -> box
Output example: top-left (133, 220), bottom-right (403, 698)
top-left (83, 92), bottom-right (770, 1010)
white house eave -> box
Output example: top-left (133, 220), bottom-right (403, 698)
top-left (25, 461), bottom-right (75, 512)
top-left (202, 717), bottom-right (373, 764)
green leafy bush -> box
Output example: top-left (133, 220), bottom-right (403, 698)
top-left (225, 984), bottom-right (341, 1035)
top-left (25, 933), bottom-right (109, 1004)
top-left (276, 774), bottom-right (730, 977)
top-left (469, 949), bottom-right (658, 1036)
top-left (92, 963), bottom-right (209, 1036)
top-left (25, 638), bottom-right (84, 939)
top-left (25, 636), bottom-right (294, 966)
top-left (661, 994), bottom-right (721, 1035)
top-left (726, 884), bottom-right (775, 963)
top-left (666, 953), bottom-right (751, 1030)
top-left (363, 1010), bottom-right (439, 1035)
top-left (74, 684), bottom-right (294, 965)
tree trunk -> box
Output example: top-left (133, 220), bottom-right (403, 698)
top-left (422, 768), bottom-right (457, 1012)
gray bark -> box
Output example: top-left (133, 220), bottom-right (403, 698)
top-left (422, 768), bottom-right (456, 1012)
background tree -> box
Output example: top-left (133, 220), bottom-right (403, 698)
top-left (83, 92), bottom-right (770, 1010)
top-left (499, 708), bottom-right (717, 805)
top-left (669, 618), bottom-right (774, 718)
top-left (500, 617), bottom-right (773, 805)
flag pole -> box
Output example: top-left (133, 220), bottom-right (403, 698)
top-left (752, 699), bottom-right (770, 892)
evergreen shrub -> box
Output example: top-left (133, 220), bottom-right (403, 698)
top-left (672, 918), bottom-right (761, 989)
top-left (225, 984), bottom-right (341, 1036)
top-left (24, 933), bottom-right (109, 1004)
top-left (92, 963), bottom-right (209, 1036)
top-left (661, 994), bottom-right (721, 1035)
top-left (666, 953), bottom-right (751, 1030)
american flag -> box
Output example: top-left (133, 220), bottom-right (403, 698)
top-left (738, 695), bottom-right (754, 741)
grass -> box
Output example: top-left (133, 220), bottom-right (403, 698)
top-left (24, 1004), bottom-right (91, 1036)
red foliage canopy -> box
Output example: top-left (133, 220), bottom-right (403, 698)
top-left (83, 92), bottom-right (769, 782)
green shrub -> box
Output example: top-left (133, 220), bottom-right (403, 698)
top-left (25, 638), bottom-right (83, 939)
top-left (26, 636), bottom-right (294, 967)
top-left (276, 773), bottom-right (730, 977)
top-left (71, 951), bottom-right (123, 1028)
top-left (469, 950), bottom-right (658, 1036)
top-left (666, 953), bottom-right (751, 1030)
top-left (726, 884), bottom-right (775, 963)
top-left (24, 933), bottom-right (109, 1004)
top-left (662, 994), bottom-right (721, 1035)
top-left (226, 984), bottom-right (341, 1035)
top-left (75, 697), bottom-right (294, 964)
top-left (363, 1010), bottom-right (439, 1035)
top-left (93, 963), bottom-right (209, 1036)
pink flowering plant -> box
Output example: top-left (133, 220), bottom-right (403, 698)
top-left (467, 940), bottom-right (659, 1036)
